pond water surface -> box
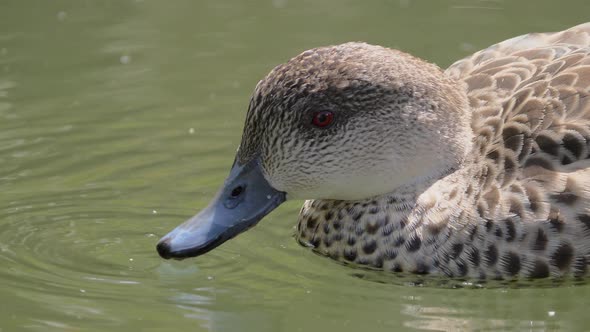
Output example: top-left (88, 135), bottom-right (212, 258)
top-left (2, 1), bottom-right (590, 331)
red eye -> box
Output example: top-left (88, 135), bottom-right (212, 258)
top-left (312, 111), bottom-right (334, 128)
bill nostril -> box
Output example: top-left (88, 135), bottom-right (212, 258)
top-left (230, 185), bottom-right (244, 198)
top-left (225, 185), bottom-right (245, 209)
top-left (156, 239), bottom-right (173, 259)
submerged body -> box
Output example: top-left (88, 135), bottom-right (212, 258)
top-left (158, 23), bottom-right (590, 279)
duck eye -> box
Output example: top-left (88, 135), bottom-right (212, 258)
top-left (312, 111), bottom-right (334, 128)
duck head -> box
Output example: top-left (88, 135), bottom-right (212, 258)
top-left (156, 42), bottom-right (472, 259)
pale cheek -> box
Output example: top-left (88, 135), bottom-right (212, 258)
top-left (264, 130), bottom-right (444, 200)
top-left (303, 150), bottom-right (442, 200)
top-left (276, 166), bottom-right (401, 201)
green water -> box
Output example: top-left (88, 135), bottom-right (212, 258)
top-left (2, 0), bottom-right (590, 331)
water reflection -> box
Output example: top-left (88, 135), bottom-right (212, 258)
top-left (403, 303), bottom-right (472, 331)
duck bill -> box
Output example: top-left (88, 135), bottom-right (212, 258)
top-left (156, 159), bottom-right (286, 260)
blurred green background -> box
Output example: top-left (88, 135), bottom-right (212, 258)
top-left (1, 0), bottom-right (589, 331)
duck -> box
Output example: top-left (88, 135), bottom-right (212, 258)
top-left (157, 22), bottom-right (590, 280)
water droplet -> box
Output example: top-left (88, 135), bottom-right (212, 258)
top-left (57, 11), bottom-right (67, 21)
top-left (272, 0), bottom-right (288, 8)
top-left (120, 55), bottom-right (131, 64)
top-left (460, 42), bottom-right (476, 52)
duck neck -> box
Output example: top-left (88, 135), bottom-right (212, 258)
top-left (296, 162), bottom-right (476, 273)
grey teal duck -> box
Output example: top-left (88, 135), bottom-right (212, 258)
top-left (158, 22), bottom-right (590, 280)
